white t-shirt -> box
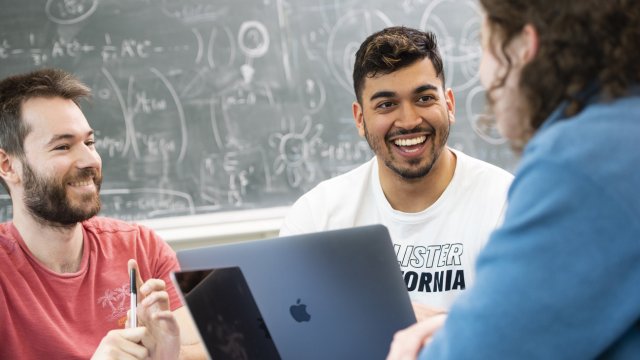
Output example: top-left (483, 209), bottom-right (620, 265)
top-left (280, 148), bottom-right (513, 309)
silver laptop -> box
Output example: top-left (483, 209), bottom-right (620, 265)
top-left (172, 224), bottom-right (416, 360)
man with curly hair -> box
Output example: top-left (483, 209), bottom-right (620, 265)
top-left (387, 1), bottom-right (640, 358)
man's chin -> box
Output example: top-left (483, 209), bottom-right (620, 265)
top-left (387, 164), bottom-right (433, 180)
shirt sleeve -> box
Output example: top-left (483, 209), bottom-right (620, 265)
top-left (420, 160), bottom-right (640, 359)
top-left (138, 225), bottom-right (183, 310)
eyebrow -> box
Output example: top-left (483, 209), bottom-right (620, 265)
top-left (415, 84), bottom-right (439, 93)
top-left (369, 84), bottom-right (440, 102)
top-left (45, 130), bottom-right (95, 147)
top-left (369, 91), bottom-right (396, 102)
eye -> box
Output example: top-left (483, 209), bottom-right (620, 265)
top-left (417, 95), bottom-right (436, 104)
top-left (376, 101), bottom-right (396, 110)
top-left (53, 144), bottom-right (70, 151)
top-left (85, 139), bottom-right (96, 147)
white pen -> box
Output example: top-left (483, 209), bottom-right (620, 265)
top-left (129, 268), bottom-right (137, 328)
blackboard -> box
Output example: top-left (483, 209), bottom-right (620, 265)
top-left (0, 0), bottom-right (517, 222)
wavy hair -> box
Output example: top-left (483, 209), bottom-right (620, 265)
top-left (481, 0), bottom-right (640, 131)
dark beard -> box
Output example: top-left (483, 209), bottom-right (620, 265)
top-left (22, 162), bottom-right (102, 227)
top-left (363, 117), bottom-right (450, 180)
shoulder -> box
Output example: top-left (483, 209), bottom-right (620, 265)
top-left (513, 93), bottom-right (640, 219)
top-left (297, 157), bottom-right (375, 201)
top-left (527, 93), bottom-right (640, 161)
top-left (452, 148), bottom-right (513, 189)
top-left (523, 94), bottom-right (640, 184)
top-left (281, 158), bottom-right (376, 235)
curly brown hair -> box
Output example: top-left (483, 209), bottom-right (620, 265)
top-left (352, 26), bottom-right (445, 104)
top-left (0, 68), bottom-right (91, 193)
top-left (481, 0), bottom-right (640, 132)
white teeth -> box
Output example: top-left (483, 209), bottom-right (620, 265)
top-left (69, 180), bottom-right (92, 187)
top-left (394, 136), bottom-right (427, 147)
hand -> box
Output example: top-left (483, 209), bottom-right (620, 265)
top-left (386, 314), bottom-right (446, 360)
top-left (129, 259), bottom-right (181, 360)
top-left (411, 302), bottom-right (447, 322)
top-left (91, 327), bottom-right (148, 360)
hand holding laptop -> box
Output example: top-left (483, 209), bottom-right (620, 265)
top-left (386, 314), bottom-right (447, 360)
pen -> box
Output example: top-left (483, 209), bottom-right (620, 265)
top-left (130, 268), bottom-right (137, 328)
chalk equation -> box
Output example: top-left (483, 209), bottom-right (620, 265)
top-left (0, 0), bottom-right (516, 222)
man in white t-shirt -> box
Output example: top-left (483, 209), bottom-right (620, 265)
top-left (280, 26), bottom-right (513, 320)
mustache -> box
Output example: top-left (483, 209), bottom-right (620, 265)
top-left (64, 168), bottom-right (101, 184)
top-left (385, 125), bottom-right (434, 141)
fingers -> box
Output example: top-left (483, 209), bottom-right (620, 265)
top-left (141, 289), bottom-right (171, 313)
top-left (411, 302), bottom-right (448, 322)
top-left (386, 314), bottom-right (446, 360)
top-left (140, 310), bottom-right (182, 360)
top-left (138, 285), bottom-right (171, 328)
top-left (140, 278), bottom-right (167, 297)
top-left (92, 328), bottom-right (148, 360)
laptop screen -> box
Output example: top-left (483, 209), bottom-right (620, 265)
top-left (172, 267), bottom-right (281, 360)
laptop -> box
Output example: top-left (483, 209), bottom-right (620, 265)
top-left (172, 224), bottom-right (416, 360)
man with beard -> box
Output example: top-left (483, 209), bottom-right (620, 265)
top-left (280, 26), bottom-right (513, 320)
top-left (0, 68), bottom-right (203, 359)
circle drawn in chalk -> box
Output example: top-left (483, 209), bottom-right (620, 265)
top-left (419, 0), bottom-right (482, 92)
top-left (45, 0), bottom-right (98, 25)
top-left (327, 9), bottom-right (393, 93)
top-left (466, 86), bottom-right (507, 145)
top-left (238, 21), bottom-right (270, 58)
top-left (301, 77), bottom-right (326, 114)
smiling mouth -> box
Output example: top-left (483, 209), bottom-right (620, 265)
top-left (68, 179), bottom-right (94, 187)
top-left (393, 136), bottom-right (427, 147)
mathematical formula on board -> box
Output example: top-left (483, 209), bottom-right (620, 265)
top-left (0, 0), bottom-right (516, 221)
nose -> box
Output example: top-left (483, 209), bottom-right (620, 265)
top-left (395, 103), bottom-right (422, 129)
top-left (75, 143), bottom-right (102, 170)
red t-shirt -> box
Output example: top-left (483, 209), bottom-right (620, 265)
top-left (0, 217), bottom-right (182, 359)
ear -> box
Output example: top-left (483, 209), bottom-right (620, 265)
top-left (0, 149), bottom-right (21, 188)
top-left (352, 101), bottom-right (366, 138)
top-left (445, 88), bottom-right (456, 125)
top-left (516, 24), bottom-right (539, 64)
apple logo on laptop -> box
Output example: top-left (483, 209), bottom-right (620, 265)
top-left (289, 299), bottom-right (311, 322)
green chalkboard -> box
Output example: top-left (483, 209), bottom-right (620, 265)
top-left (0, 0), bottom-right (516, 222)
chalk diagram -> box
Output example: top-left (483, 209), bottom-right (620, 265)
top-left (100, 188), bottom-right (196, 220)
top-left (419, 0), bottom-right (483, 93)
top-left (465, 86), bottom-right (507, 145)
top-left (92, 67), bottom-right (187, 164)
top-left (327, 9), bottom-right (393, 94)
top-left (419, 0), bottom-right (505, 145)
top-left (190, 25), bottom-right (236, 70)
top-left (270, 115), bottom-right (323, 188)
top-left (88, 68), bottom-right (194, 218)
top-left (45, 0), bottom-right (98, 25)
top-left (199, 149), bottom-right (270, 207)
top-left (198, 19), bottom-right (280, 206)
top-left (300, 76), bottom-right (326, 115)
